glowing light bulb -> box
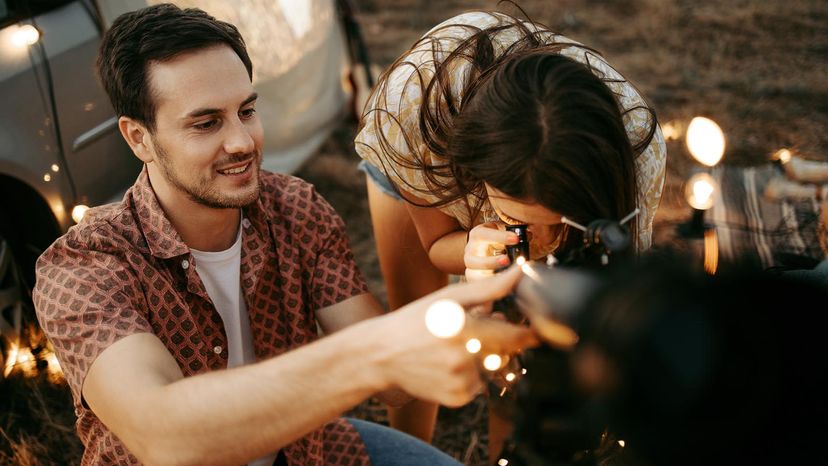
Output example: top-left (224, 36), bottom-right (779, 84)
top-left (661, 120), bottom-right (683, 141)
top-left (46, 352), bottom-right (60, 370)
top-left (465, 338), bottom-right (482, 354)
top-left (424, 299), bottom-right (466, 338)
top-left (505, 372), bottom-right (516, 382)
top-left (498, 459), bottom-right (509, 466)
top-left (11, 24), bottom-right (40, 47)
top-left (686, 116), bottom-right (725, 167)
top-left (3, 343), bottom-right (20, 377)
top-left (72, 204), bottom-right (90, 224)
top-left (685, 173), bottom-right (717, 210)
top-left (43, 173), bottom-right (51, 182)
top-left (483, 354), bottom-right (503, 371)
top-left (773, 148), bottom-right (792, 164)
top-left (51, 164), bottom-right (59, 172)
top-left (521, 368), bottom-right (527, 375)
top-left (515, 256), bottom-right (526, 266)
top-left (618, 440), bottom-right (626, 447)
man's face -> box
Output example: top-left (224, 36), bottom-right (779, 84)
top-left (145, 45), bottom-right (263, 209)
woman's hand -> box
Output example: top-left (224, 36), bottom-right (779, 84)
top-left (464, 222), bottom-right (518, 281)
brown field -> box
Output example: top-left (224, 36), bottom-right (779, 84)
top-left (2, 0), bottom-right (826, 464)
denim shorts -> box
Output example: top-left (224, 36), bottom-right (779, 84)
top-left (358, 160), bottom-right (403, 200)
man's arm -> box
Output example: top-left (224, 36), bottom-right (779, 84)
top-left (315, 293), bottom-right (384, 334)
top-left (83, 266), bottom-right (537, 466)
top-left (316, 293), bottom-right (412, 407)
top-left (83, 328), bottom-right (383, 466)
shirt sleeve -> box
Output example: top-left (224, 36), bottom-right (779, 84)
top-left (300, 186), bottom-right (369, 310)
top-left (33, 232), bottom-right (151, 404)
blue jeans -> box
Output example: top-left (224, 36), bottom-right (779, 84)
top-left (358, 160), bottom-right (403, 200)
top-left (346, 418), bottom-right (461, 466)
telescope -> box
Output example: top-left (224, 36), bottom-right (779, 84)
top-left (498, 250), bottom-right (828, 466)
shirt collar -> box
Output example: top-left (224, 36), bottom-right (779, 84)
top-left (131, 166), bottom-right (273, 260)
top-left (132, 166), bottom-right (190, 259)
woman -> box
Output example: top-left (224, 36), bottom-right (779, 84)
top-left (354, 9), bottom-right (666, 459)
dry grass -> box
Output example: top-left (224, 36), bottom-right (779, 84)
top-left (2, 0), bottom-right (826, 464)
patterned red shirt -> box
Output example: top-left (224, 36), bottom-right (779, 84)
top-left (34, 168), bottom-right (371, 466)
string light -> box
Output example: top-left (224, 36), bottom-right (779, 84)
top-left (3, 342), bottom-right (20, 377)
top-left (505, 372), bottom-right (516, 382)
top-left (72, 205), bottom-right (90, 223)
top-left (465, 338), bottom-right (482, 354)
top-left (661, 120), bottom-right (683, 141)
top-left (483, 354), bottom-right (503, 371)
top-left (424, 299), bottom-right (465, 338)
top-left (773, 148), bottom-right (792, 164)
top-left (10, 24), bottom-right (40, 48)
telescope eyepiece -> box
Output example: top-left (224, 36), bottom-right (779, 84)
top-left (506, 224), bottom-right (531, 263)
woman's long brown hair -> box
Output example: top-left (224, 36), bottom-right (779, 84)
top-left (358, 9), bottom-right (658, 255)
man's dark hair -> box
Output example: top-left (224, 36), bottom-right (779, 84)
top-left (97, 3), bottom-right (253, 131)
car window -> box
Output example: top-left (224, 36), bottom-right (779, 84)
top-left (0, 1), bottom-right (9, 24)
top-left (0, 0), bottom-right (77, 28)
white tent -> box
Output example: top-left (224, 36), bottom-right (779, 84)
top-left (96, 0), bottom-right (355, 174)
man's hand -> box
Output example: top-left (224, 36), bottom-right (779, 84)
top-left (367, 265), bottom-right (539, 407)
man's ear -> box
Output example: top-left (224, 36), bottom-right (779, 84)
top-left (118, 116), bottom-right (154, 164)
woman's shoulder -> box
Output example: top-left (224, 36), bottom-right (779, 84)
top-left (422, 11), bottom-right (510, 36)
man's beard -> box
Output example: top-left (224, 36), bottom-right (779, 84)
top-left (152, 136), bottom-right (261, 209)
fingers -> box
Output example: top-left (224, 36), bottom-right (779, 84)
top-left (464, 316), bottom-right (540, 355)
top-left (465, 254), bottom-right (508, 270)
top-left (464, 222), bottom-right (518, 273)
top-left (439, 265), bottom-right (524, 306)
top-left (469, 222), bottom-right (518, 244)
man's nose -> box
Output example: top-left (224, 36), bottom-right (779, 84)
top-left (223, 117), bottom-right (256, 155)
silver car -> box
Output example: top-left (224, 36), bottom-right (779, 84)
top-left (1, 0), bottom-right (140, 363)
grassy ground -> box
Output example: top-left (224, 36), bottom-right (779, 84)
top-left (2, 0), bottom-right (826, 464)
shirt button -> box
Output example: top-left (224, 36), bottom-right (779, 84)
top-left (213, 345), bottom-right (222, 355)
top-left (181, 259), bottom-right (190, 270)
top-left (242, 218), bottom-right (251, 229)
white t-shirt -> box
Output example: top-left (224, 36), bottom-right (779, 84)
top-left (190, 221), bottom-right (255, 368)
top-left (191, 216), bottom-right (277, 466)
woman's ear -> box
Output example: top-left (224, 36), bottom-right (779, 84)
top-left (118, 116), bottom-right (154, 164)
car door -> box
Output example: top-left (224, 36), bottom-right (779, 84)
top-left (33, 0), bottom-right (141, 209)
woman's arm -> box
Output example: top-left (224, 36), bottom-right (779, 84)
top-left (400, 190), bottom-right (517, 276)
top-left (402, 197), bottom-right (468, 275)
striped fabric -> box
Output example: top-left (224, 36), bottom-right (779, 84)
top-left (709, 164), bottom-right (825, 269)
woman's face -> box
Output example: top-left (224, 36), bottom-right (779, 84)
top-left (484, 183), bottom-right (565, 256)
top-left (484, 183), bottom-right (562, 226)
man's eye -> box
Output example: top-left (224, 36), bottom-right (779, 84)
top-left (194, 120), bottom-right (217, 130)
top-left (240, 108), bottom-right (256, 118)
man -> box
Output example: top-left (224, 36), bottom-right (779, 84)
top-left (33, 4), bottom-right (535, 465)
